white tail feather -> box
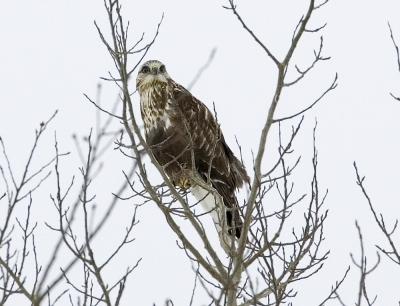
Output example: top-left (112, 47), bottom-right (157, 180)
top-left (191, 185), bottom-right (235, 254)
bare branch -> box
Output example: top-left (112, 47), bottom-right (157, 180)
top-left (223, 0), bottom-right (280, 67)
top-left (187, 48), bottom-right (217, 90)
top-left (389, 22), bottom-right (400, 72)
top-left (354, 162), bottom-right (400, 265)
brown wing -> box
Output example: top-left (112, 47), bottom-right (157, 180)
top-left (169, 80), bottom-right (249, 238)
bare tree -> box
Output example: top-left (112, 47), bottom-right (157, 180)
top-left (340, 23), bottom-right (400, 306)
top-left (0, 88), bottom-right (141, 306)
top-left (86, 0), bottom-right (350, 305)
top-left (2, 0), bottom-right (373, 305)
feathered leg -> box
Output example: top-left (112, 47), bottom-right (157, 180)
top-left (191, 182), bottom-right (241, 255)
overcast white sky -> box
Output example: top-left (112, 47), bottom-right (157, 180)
top-left (1, 0), bottom-right (400, 305)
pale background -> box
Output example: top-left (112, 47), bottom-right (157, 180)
top-left (0, 0), bottom-right (399, 305)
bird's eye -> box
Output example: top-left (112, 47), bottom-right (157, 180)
top-left (159, 65), bottom-right (166, 73)
top-left (141, 65), bottom-right (150, 73)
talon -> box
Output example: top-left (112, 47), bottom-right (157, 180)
top-left (177, 176), bottom-right (191, 189)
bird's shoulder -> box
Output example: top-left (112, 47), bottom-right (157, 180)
top-left (168, 80), bottom-right (216, 128)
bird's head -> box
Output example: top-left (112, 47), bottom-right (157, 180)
top-left (136, 60), bottom-right (170, 93)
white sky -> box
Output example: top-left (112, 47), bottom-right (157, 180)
top-left (1, 0), bottom-right (400, 305)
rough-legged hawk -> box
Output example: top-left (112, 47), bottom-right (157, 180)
top-left (136, 60), bottom-right (249, 244)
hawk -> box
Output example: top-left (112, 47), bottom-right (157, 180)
top-left (136, 60), bottom-right (249, 241)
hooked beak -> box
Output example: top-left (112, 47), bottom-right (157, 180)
top-left (151, 67), bottom-right (158, 75)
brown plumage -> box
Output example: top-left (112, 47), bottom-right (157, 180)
top-left (136, 60), bottom-right (249, 238)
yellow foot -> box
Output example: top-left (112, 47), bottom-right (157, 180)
top-left (176, 176), bottom-right (192, 190)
